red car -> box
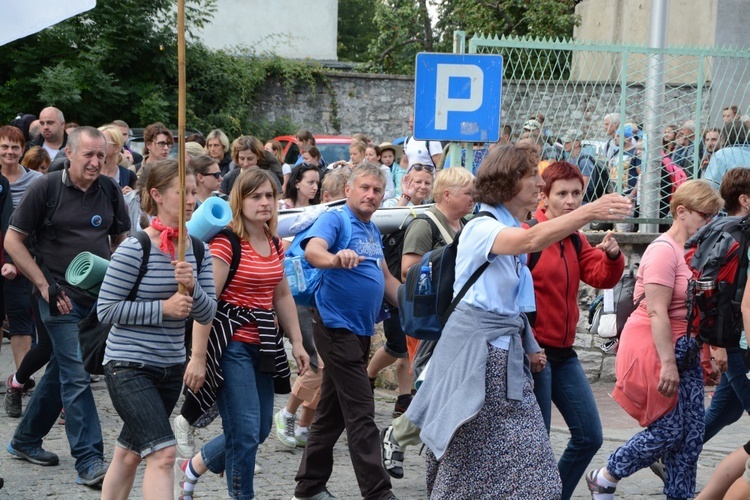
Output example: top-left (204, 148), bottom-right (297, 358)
top-left (273, 135), bottom-right (353, 165)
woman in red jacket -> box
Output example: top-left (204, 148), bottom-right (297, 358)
top-left (527, 161), bottom-right (625, 500)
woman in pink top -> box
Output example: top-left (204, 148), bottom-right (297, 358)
top-left (587, 180), bottom-right (723, 500)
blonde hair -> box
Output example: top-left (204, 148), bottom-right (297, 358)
top-left (229, 168), bottom-right (279, 239)
top-left (321, 169), bottom-right (349, 200)
top-left (433, 167), bottom-right (474, 203)
top-left (185, 141), bottom-right (205, 159)
top-left (98, 124), bottom-right (124, 164)
top-left (669, 179), bottom-right (724, 217)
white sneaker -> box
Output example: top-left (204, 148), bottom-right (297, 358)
top-left (174, 414), bottom-right (196, 458)
top-left (274, 409), bottom-right (297, 448)
top-left (294, 428), bottom-right (309, 447)
top-left (255, 461), bottom-right (262, 474)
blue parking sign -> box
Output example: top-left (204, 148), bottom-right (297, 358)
top-left (414, 53), bottom-right (503, 143)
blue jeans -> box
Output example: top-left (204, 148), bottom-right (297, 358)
top-left (12, 297), bottom-right (104, 473)
top-left (533, 356), bottom-right (603, 500)
top-left (200, 341), bottom-right (274, 499)
top-left (704, 347), bottom-right (750, 442)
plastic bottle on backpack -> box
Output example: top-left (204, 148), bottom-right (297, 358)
top-left (417, 263), bottom-right (433, 295)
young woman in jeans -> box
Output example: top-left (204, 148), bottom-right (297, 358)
top-left (177, 168), bottom-right (309, 499)
top-left (528, 161), bottom-right (625, 499)
top-left (98, 160), bottom-right (217, 499)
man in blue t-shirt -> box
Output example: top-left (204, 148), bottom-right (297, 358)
top-left (293, 162), bottom-right (401, 500)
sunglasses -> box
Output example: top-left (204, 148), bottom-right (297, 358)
top-left (692, 209), bottom-right (716, 221)
top-left (205, 171), bottom-right (222, 180)
top-left (406, 163), bottom-right (436, 175)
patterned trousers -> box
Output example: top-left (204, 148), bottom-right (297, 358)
top-left (607, 335), bottom-right (704, 500)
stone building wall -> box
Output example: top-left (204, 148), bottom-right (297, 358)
top-left (251, 72), bottom-right (711, 144)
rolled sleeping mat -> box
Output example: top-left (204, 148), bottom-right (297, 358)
top-left (65, 252), bottom-right (111, 296)
top-left (186, 196), bottom-right (233, 242)
top-left (277, 200), bottom-right (433, 238)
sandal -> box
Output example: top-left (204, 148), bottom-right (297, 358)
top-left (380, 426), bottom-right (404, 479)
top-left (177, 459), bottom-right (198, 500)
top-left (586, 468), bottom-right (616, 497)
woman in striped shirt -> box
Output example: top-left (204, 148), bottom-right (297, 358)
top-left (98, 160), bottom-right (217, 499)
top-left (177, 168), bottom-right (309, 500)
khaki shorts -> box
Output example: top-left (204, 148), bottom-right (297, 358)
top-left (292, 364), bottom-right (324, 410)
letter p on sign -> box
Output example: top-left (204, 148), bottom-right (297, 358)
top-left (414, 53), bottom-right (502, 143)
top-left (435, 64), bottom-right (484, 130)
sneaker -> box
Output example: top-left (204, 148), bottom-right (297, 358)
top-left (380, 426), bottom-right (404, 479)
top-left (649, 458), bottom-right (666, 484)
top-left (294, 428), bottom-right (309, 447)
top-left (291, 489), bottom-right (337, 500)
top-left (76, 460), bottom-right (108, 488)
top-left (6, 442), bottom-right (59, 466)
top-left (174, 414), bottom-right (196, 458)
top-left (392, 394), bottom-right (412, 418)
top-left (90, 374), bottom-right (101, 383)
top-left (4, 375), bottom-right (22, 418)
top-left (586, 468), bottom-right (616, 499)
top-left (274, 410), bottom-right (297, 448)
top-left (255, 461), bottom-right (262, 474)
top-left (176, 458), bottom-right (198, 500)
top-left (58, 408), bottom-right (65, 425)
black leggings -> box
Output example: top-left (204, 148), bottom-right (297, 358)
top-left (15, 298), bottom-right (52, 384)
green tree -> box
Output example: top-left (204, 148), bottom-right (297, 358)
top-left (0, 0), bottom-right (216, 125)
top-left (364, 0), bottom-right (580, 75)
top-left (337, 0), bottom-right (380, 62)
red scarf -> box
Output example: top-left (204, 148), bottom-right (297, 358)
top-left (150, 217), bottom-right (183, 260)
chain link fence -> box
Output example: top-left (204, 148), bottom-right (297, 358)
top-left (455, 32), bottom-right (750, 227)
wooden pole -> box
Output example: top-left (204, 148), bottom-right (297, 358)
top-left (177, 0), bottom-right (187, 294)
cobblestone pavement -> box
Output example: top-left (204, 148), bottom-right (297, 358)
top-left (0, 337), bottom-right (747, 499)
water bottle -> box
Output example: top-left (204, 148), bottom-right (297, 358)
top-left (417, 264), bottom-right (433, 295)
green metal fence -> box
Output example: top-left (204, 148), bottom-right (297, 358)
top-left (454, 32), bottom-right (750, 227)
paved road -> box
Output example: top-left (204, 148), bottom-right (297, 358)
top-left (0, 337), bottom-right (747, 499)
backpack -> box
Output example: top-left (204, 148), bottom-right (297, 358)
top-left (382, 212), bottom-right (451, 282)
top-left (580, 154), bottom-right (611, 203)
top-left (398, 212), bottom-right (495, 341)
top-left (684, 215), bottom-right (750, 347)
top-left (525, 219), bottom-right (582, 271)
top-left (662, 155), bottom-right (688, 195)
top-left (588, 264), bottom-right (644, 353)
top-left (79, 231), bottom-right (205, 375)
top-left (284, 208), bottom-right (352, 307)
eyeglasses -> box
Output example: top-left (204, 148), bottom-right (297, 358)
top-left (154, 141), bottom-right (173, 148)
top-left (692, 209), bottom-right (717, 221)
top-left (406, 163), bottom-right (436, 175)
top-left (205, 171), bottom-right (222, 179)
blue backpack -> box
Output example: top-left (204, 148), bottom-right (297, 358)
top-left (398, 211), bottom-right (495, 340)
top-left (285, 208), bottom-right (352, 307)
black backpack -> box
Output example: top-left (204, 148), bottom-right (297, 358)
top-left (526, 219), bottom-right (582, 271)
top-left (382, 214), bottom-right (447, 281)
top-left (581, 154), bottom-right (611, 203)
top-left (684, 215), bottom-right (750, 347)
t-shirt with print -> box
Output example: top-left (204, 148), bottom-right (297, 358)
top-left (630, 234), bottom-right (691, 335)
top-left (303, 205), bottom-right (385, 336)
top-left (210, 233), bottom-right (284, 344)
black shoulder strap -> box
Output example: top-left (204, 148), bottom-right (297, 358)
top-left (190, 235), bottom-right (205, 275)
top-left (526, 218), bottom-right (582, 272)
top-left (98, 176), bottom-right (126, 236)
top-left (216, 228), bottom-right (242, 295)
top-left (41, 171), bottom-right (65, 241)
top-left (415, 213), bottom-right (444, 246)
top-left (130, 231), bottom-right (152, 301)
top-left (442, 211), bottom-right (496, 321)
